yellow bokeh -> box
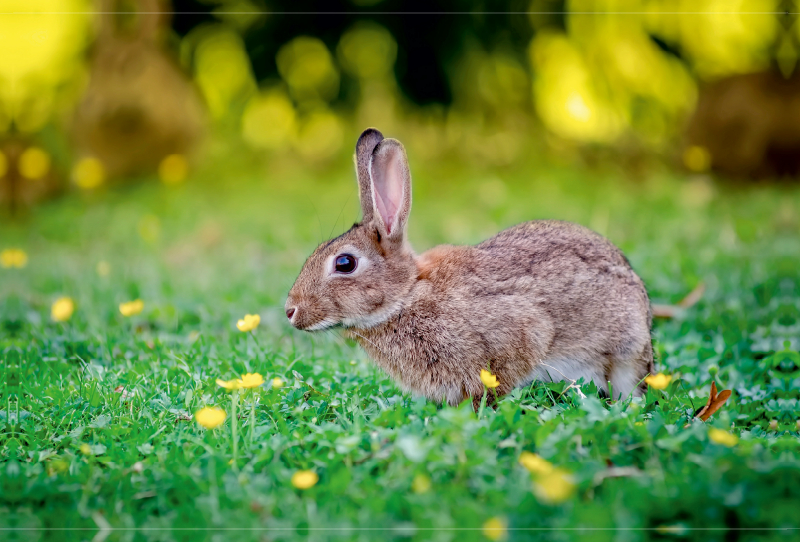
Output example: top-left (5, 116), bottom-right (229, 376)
top-left (18, 147), bottom-right (51, 180)
top-left (158, 154), bottom-right (189, 185)
top-left (241, 89), bottom-right (297, 150)
top-left (684, 145), bottom-right (712, 172)
top-left (72, 157), bottom-right (105, 189)
top-left (0, 0), bottom-right (91, 133)
top-left (292, 109), bottom-right (344, 161)
top-left (530, 32), bottom-right (624, 143)
top-left (277, 37), bottom-right (340, 103)
top-left (337, 22), bottom-right (397, 79)
top-left (194, 28), bottom-right (257, 119)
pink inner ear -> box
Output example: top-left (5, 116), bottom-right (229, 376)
top-left (372, 150), bottom-right (403, 234)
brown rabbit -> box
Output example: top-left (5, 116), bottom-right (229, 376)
top-left (286, 129), bottom-right (654, 407)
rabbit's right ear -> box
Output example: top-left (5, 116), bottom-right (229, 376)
top-left (354, 128), bottom-right (384, 224)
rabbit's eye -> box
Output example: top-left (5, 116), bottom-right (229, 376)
top-left (334, 254), bottom-right (357, 274)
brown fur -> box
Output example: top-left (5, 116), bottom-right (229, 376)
top-left (286, 129), bottom-right (654, 406)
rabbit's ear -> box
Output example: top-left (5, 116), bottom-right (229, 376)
top-left (369, 139), bottom-right (411, 240)
top-left (354, 128), bottom-right (384, 224)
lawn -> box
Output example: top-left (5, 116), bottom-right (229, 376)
top-left (1, 151), bottom-right (799, 541)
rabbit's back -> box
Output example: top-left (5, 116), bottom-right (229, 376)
top-left (472, 220), bottom-right (650, 352)
top-left (407, 220), bottom-right (652, 400)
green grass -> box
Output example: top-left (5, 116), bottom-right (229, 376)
top-left (1, 152), bottom-right (799, 541)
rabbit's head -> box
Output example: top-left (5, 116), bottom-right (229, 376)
top-left (286, 129), bottom-right (418, 331)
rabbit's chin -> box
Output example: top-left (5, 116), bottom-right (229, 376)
top-left (340, 301), bottom-right (403, 330)
top-left (303, 318), bottom-right (340, 331)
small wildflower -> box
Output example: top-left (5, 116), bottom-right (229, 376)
top-left (195, 407), bottom-right (226, 429)
top-left (216, 378), bottom-right (241, 391)
top-left (272, 377), bottom-right (285, 389)
top-left (480, 369), bottom-right (499, 389)
top-left (119, 299), bottom-right (144, 317)
top-left (96, 260), bottom-right (111, 277)
top-left (645, 373), bottom-right (672, 390)
top-left (708, 428), bottom-right (739, 447)
top-left (291, 470), bottom-right (318, 489)
top-left (533, 468), bottom-right (576, 504)
top-left (519, 452), bottom-right (554, 475)
top-left (238, 372), bottom-right (264, 388)
top-left (1, 248), bottom-right (28, 268)
top-left (51, 297), bottom-right (75, 322)
top-left (482, 517), bottom-right (507, 541)
top-left (79, 443), bottom-right (92, 456)
top-left (411, 473), bottom-right (431, 494)
top-left (237, 314), bottom-right (260, 332)
top-left (158, 154), bottom-right (189, 184)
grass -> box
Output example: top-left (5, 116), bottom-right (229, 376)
top-left (1, 151), bottom-right (799, 541)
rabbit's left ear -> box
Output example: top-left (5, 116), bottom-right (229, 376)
top-left (354, 128), bottom-right (384, 224)
top-left (369, 138), bottom-right (411, 240)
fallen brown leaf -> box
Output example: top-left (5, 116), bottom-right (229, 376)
top-left (652, 282), bottom-right (706, 319)
top-left (695, 381), bottom-right (732, 422)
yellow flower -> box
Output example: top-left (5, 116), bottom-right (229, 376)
top-left (195, 407), bottom-right (226, 429)
top-left (79, 443), bottom-right (92, 456)
top-left (708, 428), bottom-right (739, 447)
top-left (645, 373), bottom-right (672, 390)
top-left (238, 372), bottom-right (264, 388)
top-left (237, 314), bottom-right (261, 332)
top-left (533, 468), bottom-right (576, 504)
top-left (1, 248), bottom-right (28, 268)
top-left (51, 297), bottom-right (75, 322)
top-left (482, 517), bottom-right (507, 541)
top-left (119, 299), bottom-right (144, 317)
top-left (216, 378), bottom-right (241, 391)
top-left (272, 377), bottom-right (285, 389)
top-left (411, 474), bottom-right (431, 494)
top-left (480, 368), bottom-right (499, 389)
top-left (519, 452), bottom-right (554, 475)
top-left (291, 470), bottom-right (319, 489)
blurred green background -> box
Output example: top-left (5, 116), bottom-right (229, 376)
top-left (1, 0), bottom-right (800, 206)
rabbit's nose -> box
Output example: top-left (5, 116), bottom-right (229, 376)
top-left (285, 307), bottom-right (296, 320)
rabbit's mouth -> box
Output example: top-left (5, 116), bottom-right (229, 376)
top-left (285, 303), bottom-right (339, 331)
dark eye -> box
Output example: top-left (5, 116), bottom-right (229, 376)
top-left (334, 254), bottom-right (357, 274)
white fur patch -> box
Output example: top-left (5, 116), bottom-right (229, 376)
top-left (525, 357), bottom-right (608, 394)
top-left (341, 300), bottom-right (403, 329)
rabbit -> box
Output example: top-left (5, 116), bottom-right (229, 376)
top-left (285, 128), bottom-right (654, 408)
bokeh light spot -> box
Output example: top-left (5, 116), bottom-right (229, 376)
top-left (277, 37), bottom-right (340, 103)
top-left (19, 147), bottom-right (51, 180)
top-left (158, 154), bottom-right (189, 185)
top-left (241, 89), bottom-right (297, 150)
top-left (72, 157), bottom-right (105, 189)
